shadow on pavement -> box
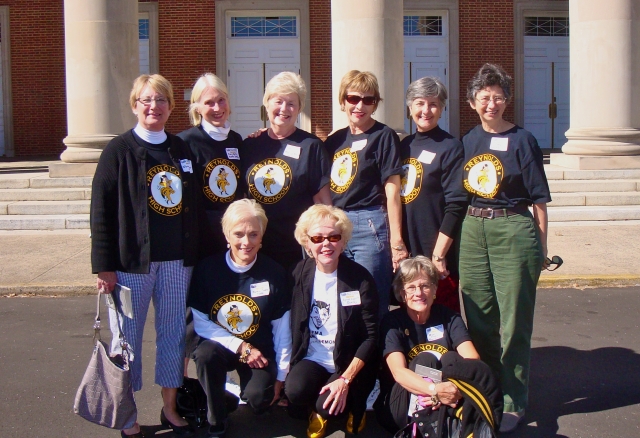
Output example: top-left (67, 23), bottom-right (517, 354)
top-left (512, 346), bottom-right (640, 438)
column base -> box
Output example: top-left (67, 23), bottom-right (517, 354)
top-left (60, 134), bottom-right (116, 163)
top-left (49, 162), bottom-right (97, 177)
top-left (550, 153), bottom-right (640, 170)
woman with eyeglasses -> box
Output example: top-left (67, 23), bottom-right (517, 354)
top-left (399, 77), bottom-right (468, 313)
top-left (324, 70), bottom-right (408, 316)
top-left (286, 205), bottom-right (379, 438)
top-left (374, 256), bottom-right (501, 437)
top-left (242, 72), bottom-right (332, 270)
top-left (178, 73), bottom-right (244, 253)
top-left (459, 63), bottom-right (552, 433)
top-left (91, 74), bottom-right (212, 437)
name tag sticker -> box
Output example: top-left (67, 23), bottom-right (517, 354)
top-left (417, 150), bottom-right (436, 164)
top-left (179, 159), bottom-right (193, 173)
top-left (226, 148), bottom-right (240, 160)
top-left (340, 291), bottom-right (361, 307)
top-left (250, 281), bottom-right (271, 297)
top-left (426, 324), bottom-right (445, 341)
top-left (283, 144), bottom-right (301, 159)
top-left (489, 137), bottom-right (509, 152)
top-left (350, 139), bottom-right (368, 152)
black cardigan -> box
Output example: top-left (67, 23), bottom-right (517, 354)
top-left (90, 130), bottom-right (212, 274)
top-left (289, 255), bottom-right (379, 373)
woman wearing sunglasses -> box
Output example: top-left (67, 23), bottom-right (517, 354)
top-left (459, 63), bottom-right (552, 433)
top-left (286, 205), bottom-right (379, 438)
top-left (324, 70), bottom-right (408, 316)
top-left (399, 77), bottom-right (468, 313)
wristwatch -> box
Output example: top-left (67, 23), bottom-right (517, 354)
top-left (432, 254), bottom-right (445, 262)
top-left (239, 343), bottom-right (253, 363)
top-left (339, 375), bottom-right (351, 386)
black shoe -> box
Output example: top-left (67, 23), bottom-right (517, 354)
top-left (207, 419), bottom-right (228, 437)
top-left (120, 431), bottom-right (144, 438)
top-left (160, 408), bottom-right (194, 436)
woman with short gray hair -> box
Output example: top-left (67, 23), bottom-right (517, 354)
top-left (399, 76), bottom-right (467, 312)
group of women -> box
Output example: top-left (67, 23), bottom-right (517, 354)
top-left (91, 62), bottom-right (551, 437)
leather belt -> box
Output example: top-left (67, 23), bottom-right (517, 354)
top-left (467, 206), bottom-right (525, 219)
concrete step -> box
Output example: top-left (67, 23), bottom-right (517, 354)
top-left (0, 176), bottom-right (92, 189)
top-left (545, 165), bottom-right (640, 181)
top-left (549, 192), bottom-right (640, 207)
top-left (548, 179), bottom-right (640, 193)
top-left (5, 200), bottom-right (90, 215)
top-left (548, 205), bottom-right (640, 222)
top-left (0, 214), bottom-right (89, 230)
top-left (0, 188), bottom-right (91, 201)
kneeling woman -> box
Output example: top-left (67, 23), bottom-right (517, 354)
top-left (374, 256), bottom-right (484, 433)
top-left (187, 199), bottom-right (291, 437)
top-left (286, 205), bottom-right (379, 438)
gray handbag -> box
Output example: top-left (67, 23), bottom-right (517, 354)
top-left (73, 291), bottom-right (137, 430)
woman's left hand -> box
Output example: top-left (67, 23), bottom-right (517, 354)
top-left (320, 377), bottom-right (349, 415)
top-left (435, 381), bottom-right (462, 407)
top-left (271, 380), bottom-right (285, 405)
top-left (245, 347), bottom-right (269, 369)
top-left (391, 245), bottom-right (409, 272)
top-left (432, 258), bottom-right (450, 278)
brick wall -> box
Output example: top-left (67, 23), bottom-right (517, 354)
top-left (308, 0), bottom-right (332, 140)
top-left (0, 1), bottom-right (66, 156)
top-left (458, 0), bottom-right (514, 136)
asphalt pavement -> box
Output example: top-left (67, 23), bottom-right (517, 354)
top-left (1, 287), bottom-right (639, 438)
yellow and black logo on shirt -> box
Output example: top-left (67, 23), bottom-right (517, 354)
top-left (203, 158), bottom-right (240, 203)
top-left (400, 158), bottom-right (424, 204)
top-left (408, 343), bottom-right (449, 361)
top-left (248, 158), bottom-right (292, 204)
top-left (211, 294), bottom-right (261, 340)
top-left (330, 148), bottom-right (358, 194)
top-left (463, 153), bottom-right (503, 198)
top-left (147, 164), bottom-right (182, 216)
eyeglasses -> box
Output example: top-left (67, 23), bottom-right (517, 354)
top-left (544, 255), bottom-right (563, 271)
top-left (404, 284), bottom-right (433, 295)
top-left (475, 96), bottom-right (506, 106)
top-left (307, 234), bottom-right (342, 244)
top-left (136, 97), bottom-right (169, 106)
top-left (345, 95), bottom-right (377, 106)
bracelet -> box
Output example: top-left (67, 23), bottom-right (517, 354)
top-left (238, 343), bottom-right (253, 363)
top-left (432, 254), bottom-right (445, 262)
top-left (392, 245), bottom-right (405, 251)
top-left (339, 375), bottom-right (351, 386)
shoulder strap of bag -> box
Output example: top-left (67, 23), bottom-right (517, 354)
top-left (94, 291), bottom-right (131, 361)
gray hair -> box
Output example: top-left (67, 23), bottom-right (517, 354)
top-left (221, 199), bottom-right (268, 240)
top-left (466, 63), bottom-right (513, 103)
top-left (405, 76), bottom-right (448, 109)
top-left (188, 73), bottom-right (231, 127)
top-left (392, 256), bottom-right (439, 304)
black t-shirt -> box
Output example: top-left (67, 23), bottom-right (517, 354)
top-left (462, 125), bottom-right (552, 208)
top-left (399, 127), bottom-right (467, 271)
top-left (187, 253), bottom-right (290, 359)
top-left (378, 305), bottom-right (471, 396)
top-left (242, 128), bottom-right (330, 259)
top-left (178, 125), bottom-right (244, 211)
top-left (134, 132), bottom-right (184, 262)
top-left (325, 121), bottom-right (403, 210)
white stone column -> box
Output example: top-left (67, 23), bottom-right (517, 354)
top-left (552, 0), bottom-right (640, 169)
top-left (330, 0), bottom-right (405, 135)
top-left (57, 0), bottom-right (139, 172)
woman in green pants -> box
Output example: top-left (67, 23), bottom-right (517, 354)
top-left (459, 63), bottom-right (552, 434)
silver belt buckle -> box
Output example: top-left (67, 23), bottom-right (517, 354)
top-left (485, 208), bottom-right (494, 219)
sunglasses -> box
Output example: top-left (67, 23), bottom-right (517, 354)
top-left (545, 255), bottom-right (563, 271)
top-left (345, 95), bottom-right (377, 106)
top-left (307, 234), bottom-right (342, 244)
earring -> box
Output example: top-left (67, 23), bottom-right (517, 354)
top-left (372, 111), bottom-right (376, 115)
top-left (226, 243), bottom-right (230, 248)
top-left (340, 105), bottom-right (345, 112)
top-left (260, 244), bottom-right (263, 248)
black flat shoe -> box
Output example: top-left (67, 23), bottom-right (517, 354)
top-left (160, 408), bottom-right (194, 436)
top-left (120, 431), bottom-right (144, 438)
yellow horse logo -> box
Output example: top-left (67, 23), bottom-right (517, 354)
top-left (216, 168), bottom-right (230, 195)
top-left (158, 174), bottom-right (175, 204)
top-left (262, 168), bottom-right (276, 194)
top-left (226, 305), bottom-right (243, 332)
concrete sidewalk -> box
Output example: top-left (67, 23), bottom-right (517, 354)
top-left (0, 221), bottom-right (639, 296)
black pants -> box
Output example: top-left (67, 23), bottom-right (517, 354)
top-left (192, 339), bottom-right (276, 426)
top-left (285, 359), bottom-right (376, 429)
top-left (375, 353), bottom-right (441, 433)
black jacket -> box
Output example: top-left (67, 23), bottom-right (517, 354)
top-left (289, 255), bottom-right (379, 373)
top-left (90, 130), bottom-right (212, 274)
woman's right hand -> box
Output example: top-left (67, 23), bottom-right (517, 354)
top-left (247, 127), bottom-right (268, 138)
top-left (97, 271), bottom-right (117, 294)
top-left (432, 257), bottom-right (450, 278)
top-left (435, 381), bottom-right (462, 407)
top-left (245, 345), bottom-right (269, 369)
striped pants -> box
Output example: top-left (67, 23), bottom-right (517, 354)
top-left (109, 260), bottom-right (193, 391)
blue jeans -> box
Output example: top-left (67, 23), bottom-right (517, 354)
top-left (344, 206), bottom-right (392, 315)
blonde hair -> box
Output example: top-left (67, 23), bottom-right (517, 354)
top-left (188, 73), bottom-right (231, 126)
top-left (338, 70), bottom-right (383, 112)
top-left (294, 205), bottom-right (353, 257)
top-left (221, 199), bottom-right (268, 240)
top-left (262, 71), bottom-right (307, 112)
top-left (392, 256), bottom-right (439, 304)
top-left (129, 74), bottom-right (175, 110)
